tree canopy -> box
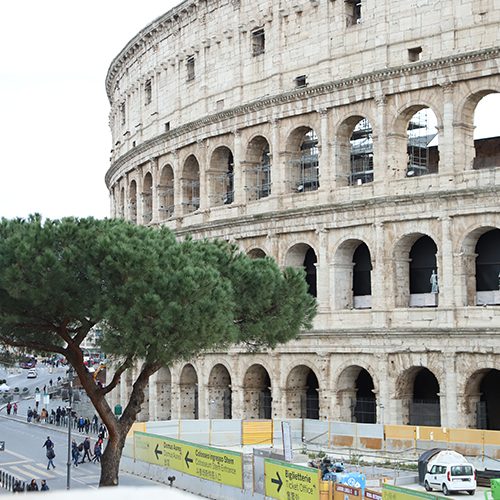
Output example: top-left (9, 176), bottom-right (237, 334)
top-left (0, 215), bottom-right (316, 485)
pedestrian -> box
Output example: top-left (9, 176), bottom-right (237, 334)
top-left (78, 416), bottom-right (85, 432)
top-left (13, 402), bottom-right (18, 415)
top-left (84, 418), bottom-right (90, 434)
top-left (6, 402), bottom-right (11, 415)
top-left (49, 379), bottom-right (53, 387)
top-left (42, 436), bottom-right (54, 450)
top-left (92, 414), bottom-right (98, 433)
top-left (12, 480), bottom-right (24, 493)
top-left (81, 437), bottom-right (92, 463)
top-left (71, 440), bottom-right (80, 467)
top-left (40, 480), bottom-right (49, 492)
top-left (27, 407), bottom-right (33, 423)
top-left (92, 441), bottom-right (102, 463)
top-left (26, 479), bottom-right (38, 492)
top-left (45, 444), bottom-right (56, 470)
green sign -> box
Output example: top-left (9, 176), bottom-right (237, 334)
top-left (134, 431), bottom-right (243, 488)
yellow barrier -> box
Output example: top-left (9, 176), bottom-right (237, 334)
top-left (127, 421), bottom-right (146, 438)
top-left (385, 425), bottom-right (415, 440)
top-left (242, 420), bottom-right (273, 445)
top-left (415, 426), bottom-right (448, 442)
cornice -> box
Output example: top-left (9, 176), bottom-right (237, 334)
top-left (105, 47), bottom-right (500, 187)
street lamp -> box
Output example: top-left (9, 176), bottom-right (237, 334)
top-left (66, 367), bottom-right (74, 490)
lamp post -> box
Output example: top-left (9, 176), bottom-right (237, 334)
top-left (66, 367), bottom-right (74, 490)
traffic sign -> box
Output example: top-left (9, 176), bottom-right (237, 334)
top-left (134, 431), bottom-right (243, 489)
top-left (265, 458), bottom-right (320, 500)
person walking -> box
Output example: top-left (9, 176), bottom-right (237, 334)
top-left (81, 437), bottom-right (92, 463)
top-left (40, 480), bottom-right (49, 491)
top-left (6, 402), bottom-right (11, 415)
top-left (92, 441), bottom-right (102, 463)
top-left (71, 440), bottom-right (80, 467)
top-left (27, 407), bottom-right (33, 423)
top-left (13, 402), bottom-right (18, 415)
top-left (42, 436), bottom-right (55, 470)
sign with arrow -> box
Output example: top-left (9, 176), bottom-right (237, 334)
top-left (265, 458), bottom-right (320, 500)
top-left (134, 431), bottom-right (243, 489)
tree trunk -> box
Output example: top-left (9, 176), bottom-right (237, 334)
top-left (99, 427), bottom-right (127, 486)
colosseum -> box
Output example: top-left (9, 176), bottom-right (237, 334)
top-left (105, 0), bottom-right (500, 430)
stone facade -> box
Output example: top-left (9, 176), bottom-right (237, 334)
top-left (105, 0), bottom-right (500, 430)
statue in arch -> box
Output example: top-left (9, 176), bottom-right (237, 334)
top-left (430, 269), bottom-right (439, 294)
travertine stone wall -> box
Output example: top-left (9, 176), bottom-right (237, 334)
top-left (106, 0), bottom-right (500, 428)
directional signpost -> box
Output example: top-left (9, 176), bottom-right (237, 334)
top-left (265, 458), bottom-right (320, 500)
top-left (134, 431), bottom-right (243, 489)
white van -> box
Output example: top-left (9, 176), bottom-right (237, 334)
top-left (424, 460), bottom-right (476, 496)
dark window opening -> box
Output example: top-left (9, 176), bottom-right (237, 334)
top-left (478, 369), bottom-right (500, 430)
top-left (165, 122), bottom-right (170, 132)
top-left (408, 47), bottom-right (422, 62)
top-left (252, 27), bottom-right (265, 56)
top-left (120, 102), bottom-right (126, 126)
top-left (346, 0), bottom-right (362, 26)
top-left (305, 371), bottom-right (319, 420)
top-left (475, 229), bottom-right (500, 291)
top-left (409, 236), bottom-right (437, 294)
top-left (144, 79), bottom-right (152, 105)
top-left (410, 368), bottom-right (441, 426)
top-left (353, 243), bottom-right (372, 296)
top-left (186, 56), bottom-right (195, 81)
top-left (295, 75), bottom-right (308, 88)
top-left (350, 119), bottom-right (374, 185)
top-left (294, 131), bottom-right (319, 192)
top-left (224, 153), bottom-right (234, 205)
top-left (354, 369), bottom-right (376, 423)
top-left (304, 248), bottom-right (317, 297)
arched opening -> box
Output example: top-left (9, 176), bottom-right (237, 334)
top-left (247, 248), bottom-right (267, 259)
top-left (337, 365), bottom-right (377, 423)
top-left (243, 364), bottom-right (272, 419)
top-left (285, 243), bottom-right (317, 297)
top-left (208, 364), bottom-right (232, 419)
top-left (349, 118), bottom-right (374, 185)
top-left (158, 164), bottom-right (174, 220)
top-left (409, 235), bottom-right (438, 307)
top-left (209, 146), bottom-right (234, 207)
top-left (286, 365), bottom-right (320, 419)
top-left (472, 93), bottom-right (500, 170)
top-left (406, 107), bottom-right (439, 177)
top-left (182, 155), bottom-right (200, 214)
top-left (179, 364), bottom-right (199, 419)
top-left (465, 369), bottom-right (500, 430)
top-left (411, 368), bottom-right (441, 426)
top-left (475, 229), bottom-right (500, 305)
top-left (155, 367), bottom-right (172, 421)
top-left (287, 127), bottom-right (319, 193)
top-left (129, 180), bottom-right (137, 223)
top-left (245, 136), bottom-right (271, 201)
top-left (353, 243), bottom-right (372, 309)
top-left (142, 172), bottom-right (153, 224)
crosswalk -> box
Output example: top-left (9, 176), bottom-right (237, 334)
top-left (5, 461), bottom-right (64, 481)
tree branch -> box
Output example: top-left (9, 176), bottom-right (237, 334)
top-left (73, 318), bottom-right (96, 346)
top-left (0, 335), bottom-right (67, 356)
top-left (99, 356), bottom-right (134, 396)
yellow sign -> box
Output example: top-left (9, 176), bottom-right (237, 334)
top-left (134, 431), bottom-right (243, 488)
top-left (265, 458), bottom-right (320, 500)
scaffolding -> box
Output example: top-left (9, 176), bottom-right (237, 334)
top-left (349, 118), bottom-right (374, 185)
top-left (407, 109), bottom-right (437, 177)
top-left (289, 131), bottom-right (319, 192)
top-left (158, 186), bottom-right (175, 219)
top-left (246, 147), bottom-right (271, 200)
top-left (182, 179), bottom-right (200, 212)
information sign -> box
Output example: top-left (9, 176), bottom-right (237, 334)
top-left (134, 431), bottom-right (243, 489)
top-left (265, 458), bottom-right (320, 500)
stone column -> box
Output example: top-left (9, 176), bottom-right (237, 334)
top-left (372, 222), bottom-right (392, 318)
top-left (136, 170), bottom-right (144, 225)
top-left (444, 357), bottom-right (458, 428)
top-left (233, 129), bottom-right (244, 205)
top-left (439, 81), bottom-right (455, 176)
top-left (170, 368), bottom-right (181, 420)
top-left (375, 357), bottom-right (389, 424)
top-left (318, 108), bottom-right (331, 189)
top-left (439, 216), bottom-right (455, 308)
top-left (270, 119), bottom-right (284, 197)
top-left (373, 95), bottom-right (388, 195)
top-left (316, 228), bottom-right (330, 313)
top-left (150, 158), bottom-right (159, 224)
top-left (197, 140), bottom-right (209, 211)
top-left (230, 384), bottom-right (245, 419)
top-left (172, 151), bottom-right (182, 218)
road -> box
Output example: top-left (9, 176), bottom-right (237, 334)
top-left (0, 363), bottom-right (202, 497)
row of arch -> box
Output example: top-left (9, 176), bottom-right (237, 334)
top-left (114, 92), bottom-right (499, 224)
top-left (252, 228), bottom-right (500, 307)
top-left (138, 362), bottom-right (500, 430)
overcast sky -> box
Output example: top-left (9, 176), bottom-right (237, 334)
top-left (0, 1), bottom-right (179, 220)
top-left (0, 2), bottom-right (498, 221)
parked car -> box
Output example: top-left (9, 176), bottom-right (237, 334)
top-left (26, 369), bottom-right (38, 379)
top-left (424, 458), bottom-right (476, 496)
top-left (19, 357), bottom-right (36, 369)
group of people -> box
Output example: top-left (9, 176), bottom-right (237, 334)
top-left (71, 436), bottom-right (103, 466)
top-left (5, 401), bottom-right (18, 415)
top-left (13, 479), bottom-right (49, 493)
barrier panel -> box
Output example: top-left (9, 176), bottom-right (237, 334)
top-left (274, 419), bottom-right (303, 449)
top-left (180, 419), bottom-right (210, 445)
top-left (331, 422), bottom-right (357, 448)
top-left (242, 420), bottom-right (273, 445)
top-left (264, 458), bottom-right (320, 500)
top-left (304, 420), bottom-right (330, 447)
top-left (358, 423), bottom-right (384, 451)
top-left (382, 484), bottom-right (439, 500)
top-left (134, 431), bottom-right (244, 488)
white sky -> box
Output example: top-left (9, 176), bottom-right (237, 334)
top-left (0, 2), bottom-right (498, 221)
top-left (0, 1), bottom-right (179, 220)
